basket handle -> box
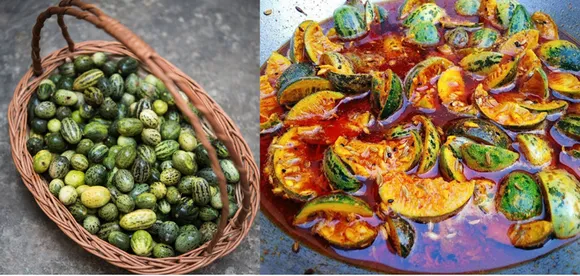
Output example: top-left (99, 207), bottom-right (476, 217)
top-left (30, 0), bottom-right (252, 253)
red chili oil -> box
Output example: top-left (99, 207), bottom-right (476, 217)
top-left (260, 0), bottom-right (580, 273)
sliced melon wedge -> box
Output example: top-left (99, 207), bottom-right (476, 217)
top-left (267, 127), bottom-right (329, 201)
top-left (474, 84), bottom-right (547, 129)
top-left (285, 91), bottom-right (345, 124)
top-left (294, 193), bottom-right (373, 224)
top-left (378, 171), bottom-right (475, 222)
top-left (304, 22), bottom-right (343, 64)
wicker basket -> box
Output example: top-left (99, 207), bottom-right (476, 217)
top-left (7, 0), bottom-right (259, 274)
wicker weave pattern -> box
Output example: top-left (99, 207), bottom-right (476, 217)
top-left (8, 1), bottom-right (258, 274)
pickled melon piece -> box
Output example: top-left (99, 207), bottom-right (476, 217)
top-left (404, 57), bottom-right (453, 110)
top-left (548, 72), bottom-right (580, 99)
top-left (455, 0), bottom-right (480, 16)
top-left (496, 0), bottom-right (519, 29)
top-left (531, 12), bottom-right (559, 40)
top-left (400, 131), bottom-right (424, 172)
top-left (398, 0), bottom-right (434, 20)
top-left (516, 134), bottom-right (553, 166)
top-left (285, 91), bottom-right (345, 123)
top-left (267, 128), bottom-right (329, 201)
top-left (371, 69), bottom-right (404, 120)
top-left (385, 216), bottom-right (416, 258)
top-left (294, 193), bottom-right (373, 224)
top-left (473, 179), bottom-right (497, 214)
top-left (439, 136), bottom-right (474, 182)
top-left (516, 50), bottom-right (548, 99)
top-left (497, 171), bottom-right (543, 220)
top-left (506, 4), bottom-right (533, 37)
top-left (304, 22), bottom-right (344, 64)
top-left (365, 1), bottom-right (389, 26)
top-left (437, 66), bottom-right (478, 115)
top-left (517, 49), bottom-right (542, 81)
top-left (288, 20), bottom-right (315, 63)
top-left (413, 115), bottom-right (441, 174)
top-left (330, 137), bottom-right (388, 178)
top-left (329, 136), bottom-right (418, 178)
top-left (278, 77), bottom-right (334, 106)
top-left (508, 220), bottom-right (553, 248)
top-left (314, 218), bottom-right (378, 249)
top-left (538, 40), bottom-right (580, 72)
top-left (439, 143), bottom-right (466, 181)
top-left (438, 67), bottom-right (465, 103)
top-left (260, 113), bottom-right (282, 133)
top-left (402, 3), bottom-right (446, 27)
top-left (520, 67), bottom-right (549, 100)
top-left (519, 100), bottom-right (568, 114)
top-left (556, 114), bottom-right (580, 140)
top-left (444, 117), bottom-right (511, 148)
top-left (459, 51), bottom-right (503, 76)
top-left (470, 28), bottom-right (500, 50)
top-left (474, 84), bottom-right (547, 129)
top-left (483, 59), bottom-right (518, 90)
top-left (260, 76), bottom-right (284, 131)
top-left (277, 63), bottom-right (316, 90)
top-left (407, 22), bottom-right (440, 47)
top-left (319, 52), bottom-right (354, 75)
top-left (536, 169), bottom-right (580, 238)
top-left (498, 29), bottom-right (540, 56)
top-left (333, 5), bottom-right (368, 41)
top-left (327, 71), bottom-right (372, 94)
top-left (344, 111), bottom-right (373, 135)
top-left (277, 63), bottom-right (333, 105)
top-left (479, 0), bottom-right (501, 29)
top-left (445, 135), bottom-right (475, 156)
top-left (385, 128), bottom-right (424, 172)
top-left (444, 28), bottom-right (469, 49)
top-left (323, 147), bottom-right (361, 192)
top-left (320, 52), bottom-right (371, 94)
top-left (265, 52), bottom-right (292, 86)
top-left (385, 122), bottom-right (417, 139)
top-left (378, 171), bottom-right (475, 222)
top-left (461, 143), bottom-right (519, 172)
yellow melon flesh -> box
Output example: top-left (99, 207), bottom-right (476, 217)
top-left (304, 22), bottom-right (343, 64)
top-left (378, 171), bottom-right (475, 222)
top-left (285, 91), bottom-right (345, 123)
top-left (265, 52), bottom-right (292, 86)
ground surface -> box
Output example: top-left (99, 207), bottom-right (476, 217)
top-left (259, 0), bottom-right (580, 274)
top-left (0, 0), bottom-right (259, 274)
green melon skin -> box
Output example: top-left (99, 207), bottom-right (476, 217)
top-left (333, 5), bottom-right (367, 41)
top-left (539, 40), bottom-right (580, 72)
top-left (408, 22), bottom-right (440, 46)
top-left (460, 143), bottom-right (519, 172)
top-left (445, 118), bottom-right (511, 148)
top-left (507, 5), bottom-right (533, 37)
top-left (371, 71), bottom-right (404, 120)
top-left (322, 148), bottom-right (361, 192)
top-left (537, 169), bottom-right (580, 238)
top-left (556, 114), bottom-right (580, 140)
top-left (497, 171), bottom-right (543, 221)
top-left (327, 71), bottom-right (372, 94)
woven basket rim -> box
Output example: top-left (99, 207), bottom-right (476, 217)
top-left (8, 40), bottom-right (259, 274)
